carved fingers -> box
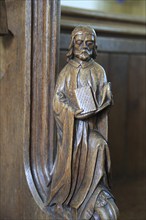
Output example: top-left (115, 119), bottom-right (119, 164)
top-left (75, 108), bottom-right (84, 116)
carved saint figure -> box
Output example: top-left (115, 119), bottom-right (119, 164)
top-left (48, 26), bottom-right (119, 220)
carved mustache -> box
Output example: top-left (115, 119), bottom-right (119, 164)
top-left (81, 50), bottom-right (90, 54)
top-left (74, 49), bottom-right (91, 56)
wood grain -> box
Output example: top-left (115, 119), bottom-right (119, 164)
top-left (0, 0), bottom-right (9, 35)
top-left (61, 6), bottom-right (146, 37)
top-left (126, 55), bottom-right (146, 177)
top-left (108, 54), bottom-right (129, 179)
top-left (24, 0), bottom-right (60, 213)
top-left (0, 2), bottom-right (146, 219)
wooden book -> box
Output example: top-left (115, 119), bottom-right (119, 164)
top-left (74, 86), bottom-right (97, 114)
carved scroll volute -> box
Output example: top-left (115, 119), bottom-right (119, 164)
top-left (24, 0), bottom-right (60, 213)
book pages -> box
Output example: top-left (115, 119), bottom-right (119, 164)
top-left (75, 86), bottom-right (97, 114)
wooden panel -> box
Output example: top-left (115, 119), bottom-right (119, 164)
top-left (0, 1), bottom-right (55, 219)
top-left (113, 177), bottom-right (146, 220)
top-left (61, 6), bottom-right (146, 37)
top-left (108, 54), bottom-right (129, 179)
top-left (0, 0), bottom-right (9, 35)
top-left (107, 54), bottom-right (146, 180)
top-left (23, 0), bottom-right (60, 215)
top-left (126, 55), bottom-right (146, 177)
top-left (0, 1), bottom-right (37, 219)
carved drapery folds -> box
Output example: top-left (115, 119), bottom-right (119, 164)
top-left (46, 26), bottom-right (119, 220)
top-left (24, 1), bottom-right (119, 219)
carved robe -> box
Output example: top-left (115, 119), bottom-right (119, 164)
top-left (48, 58), bottom-right (117, 219)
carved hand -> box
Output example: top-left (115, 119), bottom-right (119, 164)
top-left (75, 109), bottom-right (96, 119)
top-left (75, 108), bottom-right (84, 116)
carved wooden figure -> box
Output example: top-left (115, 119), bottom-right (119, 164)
top-left (47, 26), bottom-right (119, 220)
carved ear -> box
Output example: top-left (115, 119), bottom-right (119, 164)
top-left (66, 36), bottom-right (74, 60)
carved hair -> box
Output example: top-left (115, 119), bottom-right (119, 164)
top-left (66, 25), bottom-right (98, 61)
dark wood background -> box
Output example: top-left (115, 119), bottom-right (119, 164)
top-left (0, 2), bottom-right (145, 220)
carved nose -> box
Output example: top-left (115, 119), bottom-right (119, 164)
top-left (82, 41), bottom-right (87, 49)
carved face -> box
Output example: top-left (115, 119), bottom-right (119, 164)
top-left (73, 33), bottom-right (95, 61)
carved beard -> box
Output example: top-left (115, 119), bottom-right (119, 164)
top-left (74, 50), bottom-right (92, 61)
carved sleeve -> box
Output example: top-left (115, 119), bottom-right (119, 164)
top-left (96, 67), bottom-right (113, 113)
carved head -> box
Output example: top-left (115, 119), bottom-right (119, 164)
top-left (66, 26), bottom-right (98, 61)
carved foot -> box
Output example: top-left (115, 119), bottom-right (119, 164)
top-left (94, 191), bottom-right (119, 220)
top-left (49, 204), bottom-right (75, 220)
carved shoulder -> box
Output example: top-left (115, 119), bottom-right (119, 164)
top-left (55, 64), bottom-right (69, 91)
top-left (93, 62), bottom-right (107, 83)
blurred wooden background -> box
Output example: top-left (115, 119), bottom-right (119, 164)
top-left (61, 0), bottom-right (146, 18)
top-left (0, 1), bottom-right (145, 220)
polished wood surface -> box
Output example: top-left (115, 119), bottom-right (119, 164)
top-left (24, 0), bottom-right (60, 212)
top-left (0, 0), bottom-right (9, 35)
top-left (0, 3), bottom-right (146, 220)
top-left (0, 0), bottom-right (60, 219)
top-left (113, 177), bottom-right (146, 220)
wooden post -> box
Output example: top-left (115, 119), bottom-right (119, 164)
top-left (24, 0), bottom-right (60, 214)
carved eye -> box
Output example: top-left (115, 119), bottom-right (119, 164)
top-left (76, 40), bottom-right (83, 45)
top-left (86, 41), bottom-right (94, 46)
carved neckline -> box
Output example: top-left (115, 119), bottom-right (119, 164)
top-left (68, 58), bottom-right (94, 69)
